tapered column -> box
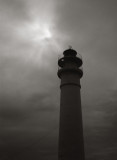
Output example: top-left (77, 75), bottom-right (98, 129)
top-left (58, 49), bottom-right (85, 160)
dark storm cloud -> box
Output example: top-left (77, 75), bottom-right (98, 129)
top-left (56, 0), bottom-right (117, 107)
top-left (0, 90), bottom-right (59, 160)
top-left (0, 0), bottom-right (59, 159)
top-left (0, 47), bottom-right (59, 160)
top-left (0, 0), bottom-right (117, 159)
top-left (54, 1), bottom-right (117, 159)
top-left (0, 95), bottom-right (26, 122)
top-left (0, 57), bottom-right (59, 123)
top-left (56, 0), bottom-right (117, 66)
top-left (83, 89), bottom-right (117, 159)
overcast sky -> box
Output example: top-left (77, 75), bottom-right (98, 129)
top-left (0, 0), bottom-right (117, 160)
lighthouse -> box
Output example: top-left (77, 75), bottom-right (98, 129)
top-left (57, 48), bottom-right (85, 160)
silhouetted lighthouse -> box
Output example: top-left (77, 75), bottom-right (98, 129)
top-left (57, 48), bottom-right (85, 160)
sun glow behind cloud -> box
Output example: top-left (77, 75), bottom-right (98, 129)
top-left (14, 8), bottom-right (63, 66)
top-left (0, 0), bottom-right (68, 68)
top-left (17, 19), bottom-right (52, 43)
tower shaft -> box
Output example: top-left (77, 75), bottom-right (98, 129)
top-left (58, 49), bottom-right (85, 160)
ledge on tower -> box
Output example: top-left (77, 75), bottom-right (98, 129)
top-left (58, 49), bottom-right (83, 68)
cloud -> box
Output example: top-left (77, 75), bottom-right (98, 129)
top-left (83, 88), bottom-right (117, 159)
top-left (0, 0), bottom-right (117, 159)
top-left (0, 0), bottom-right (29, 21)
top-left (0, 90), bottom-right (59, 160)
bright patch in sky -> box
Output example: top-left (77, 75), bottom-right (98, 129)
top-left (17, 20), bottom-right (52, 43)
top-left (14, 6), bottom-right (62, 65)
top-left (15, 17), bottom-right (56, 65)
top-left (29, 21), bottom-right (52, 41)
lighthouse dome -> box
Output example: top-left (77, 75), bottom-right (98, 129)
top-left (63, 48), bottom-right (77, 57)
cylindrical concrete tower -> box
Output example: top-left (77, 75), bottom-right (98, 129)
top-left (57, 48), bottom-right (85, 160)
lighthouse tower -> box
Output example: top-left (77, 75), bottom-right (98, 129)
top-left (57, 48), bottom-right (85, 160)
